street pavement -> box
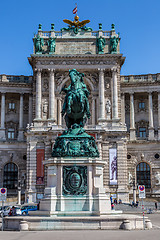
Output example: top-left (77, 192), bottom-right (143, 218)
top-left (0, 229), bottom-right (160, 240)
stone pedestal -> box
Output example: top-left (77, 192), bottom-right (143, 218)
top-left (40, 157), bottom-right (111, 216)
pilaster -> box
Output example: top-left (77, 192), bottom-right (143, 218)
top-left (148, 92), bottom-right (154, 140)
top-left (18, 93), bottom-right (24, 141)
top-left (121, 93), bottom-right (125, 125)
top-left (129, 93), bottom-right (136, 141)
top-left (57, 97), bottom-right (62, 126)
top-left (25, 141), bottom-right (37, 203)
top-left (117, 141), bottom-right (129, 202)
top-left (29, 94), bottom-right (33, 125)
top-left (158, 92), bottom-right (160, 140)
top-left (111, 67), bottom-right (119, 120)
top-left (0, 92), bottom-right (6, 140)
top-left (91, 97), bottom-right (96, 125)
top-left (98, 68), bottom-right (105, 122)
top-left (48, 69), bottom-right (56, 122)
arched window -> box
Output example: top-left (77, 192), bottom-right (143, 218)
top-left (136, 162), bottom-right (151, 188)
top-left (3, 163), bottom-right (18, 189)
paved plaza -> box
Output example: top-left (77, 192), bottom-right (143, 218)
top-left (0, 213), bottom-right (160, 240)
top-left (0, 228), bottom-right (160, 240)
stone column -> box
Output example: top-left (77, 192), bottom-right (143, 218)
top-left (0, 93), bottom-right (6, 140)
top-left (98, 69), bottom-right (105, 121)
top-left (48, 69), bottom-right (55, 121)
top-left (57, 98), bottom-right (62, 125)
top-left (18, 93), bottom-right (24, 141)
top-left (158, 92), bottom-right (160, 140)
top-left (148, 92), bottom-right (154, 140)
top-left (112, 68), bottom-right (119, 120)
top-left (121, 93), bottom-right (125, 125)
top-left (129, 93), bottom-right (136, 140)
top-left (92, 98), bottom-right (96, 125)
top-left (29, 94), bottom-right (33, 125)
top-left (35, 69), bottom-right (42, 120)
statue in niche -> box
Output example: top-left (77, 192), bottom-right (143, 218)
top-left (43, 100), bottom-right (48, 118)
top-left (61, 69), bottom-right (91, 128)
top-left (110, 35), bottom-right (119, 54)
top-left (128, 172), bottom-right (133, 185)
top-left (34, 35), bottom-right (44, 54)
top-left (48, 37), bottom-right (56, 54)
top-left (96, 36), bottom-right (106, 54)
top-left (106, 99), bottom-right (111, 114)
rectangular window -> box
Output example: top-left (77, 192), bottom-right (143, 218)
top-left (139, 127), bottom-right (146, 138)
top-left (8, 128), bottom-right (15, 139)
top-left (9, 103), bottom-right (15, 110)
top-left (139, 102), bottom-right (145, 110)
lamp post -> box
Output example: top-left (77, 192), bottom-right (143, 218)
top-left (133, 178), bottom-right (136, 205)
top-left (17, 180), bottom-right (21, 205)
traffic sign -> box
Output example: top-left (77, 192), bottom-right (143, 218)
top-left (0, 188), bottom-right (7, 201)
top-left (138, 185), bottom-right (146, 199)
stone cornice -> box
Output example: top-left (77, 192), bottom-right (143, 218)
top-left (28, 54), bottom-right (125, 68)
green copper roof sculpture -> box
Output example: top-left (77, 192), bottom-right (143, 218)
top-left (52, 69), bottom-right (99, 158)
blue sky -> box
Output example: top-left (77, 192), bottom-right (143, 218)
top-left (0, 0), bottom-right (159, 76)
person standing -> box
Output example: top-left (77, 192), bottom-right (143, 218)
top-left (155, 202), bottom-right (158, 210)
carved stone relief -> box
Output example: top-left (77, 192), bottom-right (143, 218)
top-left (42, 78), bottom-right (49, 91)
top-left (125, 101), bottom-right (130, 113)
top-left (153, 101), bottom-right (158, 112)
top-left (36, 59), bottom-right (117, 66)
top-left (24, 102), bottom-right (29, 114)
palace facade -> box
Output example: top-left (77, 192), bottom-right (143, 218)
top-left (0, 19), bottom-right (160, 203)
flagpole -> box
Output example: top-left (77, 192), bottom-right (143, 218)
top-left (76, 3), bottom-right (77, 16)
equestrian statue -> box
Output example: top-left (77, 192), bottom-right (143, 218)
top-left (52, 69), bottom-right (99, 158)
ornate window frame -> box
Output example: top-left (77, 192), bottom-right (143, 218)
top-left (136, 120), bottom-right (149, 139)
top-left (5, 121), bottom-right (18, 140)
top-left (7, 101), bottom-right (16, 113)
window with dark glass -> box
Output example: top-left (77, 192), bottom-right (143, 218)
top-left (3, 163), bottom-right (18, 189)
top-left (139, 127), bottom-right (146, 138)
top-left (8, 128), bottom-right (15, 139)
top-left (139, 102), bottom-right (145, 110)
top-left (136, 162), bottom-right (151, 188)
top-left (8, 102), bottom-right (15, 110)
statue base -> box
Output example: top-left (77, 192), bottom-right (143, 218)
top-left (39, 157), bottom-right (111, 216)
top-left (52, 124), bottom-right (99, 158)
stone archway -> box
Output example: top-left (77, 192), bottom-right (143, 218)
top-left (136, 162), bottom-right (151, 188)
top-left (3, 162), bottom-right (18, 189)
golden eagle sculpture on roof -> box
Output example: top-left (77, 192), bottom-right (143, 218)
top-left (62, 15), bottom-right (92, 34)
top-left (63, 15), bottom-right (90, 28)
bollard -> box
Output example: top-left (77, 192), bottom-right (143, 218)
top-left (145, 219), bottom-right (152, 229)
top-left (20, 221), bottom-right (29, 231)
top-left (123, 220), bottom-right (132, 230)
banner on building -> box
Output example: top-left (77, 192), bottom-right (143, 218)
top-left (36, 149), bottom-right (45, 185)
top-left (109, 148), bottom-right (117, 185)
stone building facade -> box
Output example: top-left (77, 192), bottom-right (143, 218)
top-left (0, 20), bottom-right (160, 202)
